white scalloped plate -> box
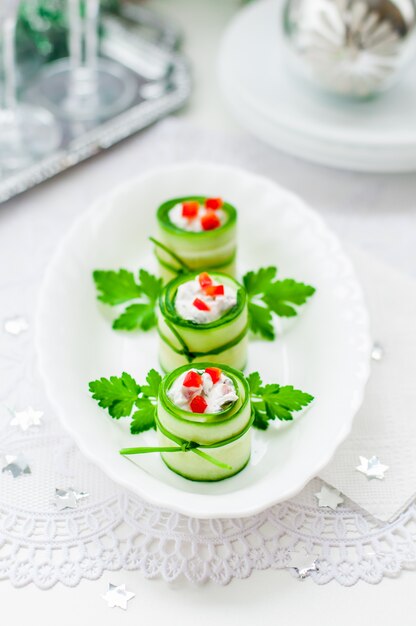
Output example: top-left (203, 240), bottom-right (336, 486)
top-left (36, 163), bottom-right (371, 518)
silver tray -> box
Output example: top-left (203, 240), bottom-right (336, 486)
top-left (0, 10), bottom-right (191, 204)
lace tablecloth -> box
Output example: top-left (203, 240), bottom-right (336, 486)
top-left (1, 120), bottom-right (416, 589)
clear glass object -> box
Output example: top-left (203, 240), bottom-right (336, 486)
top-left (35, 0), bottom-right (136, 121)
top-left (0, 1), bottom-right (61, 173)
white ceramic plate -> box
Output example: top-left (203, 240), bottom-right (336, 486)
top-left (219, 0), bottom-right (416, 172)
top-left (36, 163), bottom-right (371, 518)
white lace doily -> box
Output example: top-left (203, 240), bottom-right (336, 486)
top-left (1, 120), bottom-right (416, 589)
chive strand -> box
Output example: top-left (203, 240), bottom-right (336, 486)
top-left (150, 237), bottom-right (191, 272)
top-left (120, 446), bottom-right (183, 455)
top-left (190, 448), bottom-right (233, 471)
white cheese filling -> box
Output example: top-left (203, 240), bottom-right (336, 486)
top-left (168, 369), bottom-right (238, 414)
top-left (168, 202), bottom-right (226, 232)
top-left (175, 276), bottom-right (237, 324)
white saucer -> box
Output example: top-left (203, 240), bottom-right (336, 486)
top-left (219, 0), bottom-right (416, 172)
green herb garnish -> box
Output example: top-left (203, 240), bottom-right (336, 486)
top-left (89, 368), bottom-right (313, 435)
top-left (247, 371), bottom-right (314, 430)
top-left (243, 266), bottom-right (315, 340)
top-left (93, 268), bottom-right (163, 331)
top-left (89, 369), bottom-right (161, 433)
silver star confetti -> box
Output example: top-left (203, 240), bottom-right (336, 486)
top-left (102, 583), bottom-right (135, 610)
top-left (314, 484), bottom-right (344, 510)
top-left (1, 453), bottom-right (31, 477)
top-left (371, 342), bottom-right (385, 361)
top-left (10, 406), bottom-right (43, 431)
top-left (287, 550), bottom-right (320, 579)
top-left (4, 316), bottom-right (29, 336)
top-left (54, 487), bottom-right (89, 510)
top-left (356, 455), bottom-right (389, 480)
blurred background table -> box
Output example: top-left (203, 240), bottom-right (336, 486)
top-left (2, 1), bottom-right (416, 624)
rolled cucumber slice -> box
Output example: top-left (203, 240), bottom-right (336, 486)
top-left (155, 196), bottom-right (237, 281)
top-left (158, 272), bottom-right (248, 372)
top-left (157, 363), bottom-right (252, 481)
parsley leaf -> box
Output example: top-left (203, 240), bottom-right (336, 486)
top-left (246, 371), bottom-right (262, 394)
top-left (243, 266), bottom-right (277, 296)
top-left (139, 269), bottom-right (163, 302)
top-left (88, 372), bottom-right (140, 418)
top-left (248, 371), bottom-right (314, 429)
top-left (248, 302), bottom-right (275, 340)
top-left (141, 369), bottom-right (162, 399)
top-left (93, 267), bottom-right (163, 332)
top-left (243, 266), bottom-right (315, 340)
top-left (113, 303), bottom-right (156, 331)
top-left (93, 269), bottom-right (142, 305)
top-left (89, 369), bottom-right (162, 434)
top-left (130, 398), bottom-right (157, 434)
top-left (262, 279), bottom-right (316, 318)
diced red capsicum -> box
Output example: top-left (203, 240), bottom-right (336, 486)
top-left (201, 211), bottom-right (221, 231)
top-left (183, 370), bottom-right (202, 388)
top-left (198, 272), bottom-right (213, 289)
top-left (182, 201), bottom-right (199, 218)
top-left (205, 367), bottom-right (222, 384)
top-left (193, 297), bottom-right (210, 311)
top-left (190, 394), bottom-right (208, 413)
top-left (203, 284), bottom-right (224, 297)
top-left (205, 197), bottom-right (223, 210)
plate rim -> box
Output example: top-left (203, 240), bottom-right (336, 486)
top-left (35, 161), bottom-right (372, 518)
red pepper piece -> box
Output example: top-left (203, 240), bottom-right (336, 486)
top-left (198, 272), bottom-right (213, 289)
top-left (203, 284), bottom-right (224, 297)
top-left (205, 367), bottom-right (222, 384)
top-left (183, 370), bottom-right (202, 388)
top-left (190, 394), bottom-right (208, 413)
top-left (193, 297), bottom-right (211, 311)
top-left (205, 197), bottom-right (223, 210)
top-left (182, 201), bottom-right (199, 218)
top-left (201, 211), bottom-right (221, 231)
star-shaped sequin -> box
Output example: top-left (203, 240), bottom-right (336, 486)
top-left (287, 550), bottom-right (320, 579)
top-left (102, 583), bottom-right (135, 610)
top-left (10, 406), bottom-right (43, 431)
top-left (356, 455), bottom-right (389, 480)
top-left (1, 453), bottom-right (31, 477)
top-left (4, 316), bottom-right (29, 336)
top-left (54, 487), bottom-right (89, 510)
top-left (314, 484), bottom-right (344, 510)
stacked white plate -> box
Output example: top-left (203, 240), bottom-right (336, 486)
top-left (219, 0), bottom-right (416, 172)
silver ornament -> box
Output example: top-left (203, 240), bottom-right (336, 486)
top-left (356, 455), bottom-right (389, 479)
top-left (283, 0), bottom-right (416, 97)
top-left (102, 583), bottom-right (135, 610)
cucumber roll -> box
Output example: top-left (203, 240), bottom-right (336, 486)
top-left (157, 363), bottom-right (252, 481)
top-left (158, 271), bottom-right (248, 372)
top-left (155, 196), bottom-right (237, 281)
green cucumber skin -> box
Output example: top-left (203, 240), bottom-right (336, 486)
top-left (157, 362), bottom-right (252, 481)
top-left (158, 272), bottom-right (248, 371)
top-left (159, 334), bottom-right (248, 372)
top-left (159, 431), bottom-right (251, 481)
top-left (156, 196), bottom-right (237, 279)
top-left (158, 376), bottom-right (250, 444)
top-left (161, 454), bottom-right (251, 482)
